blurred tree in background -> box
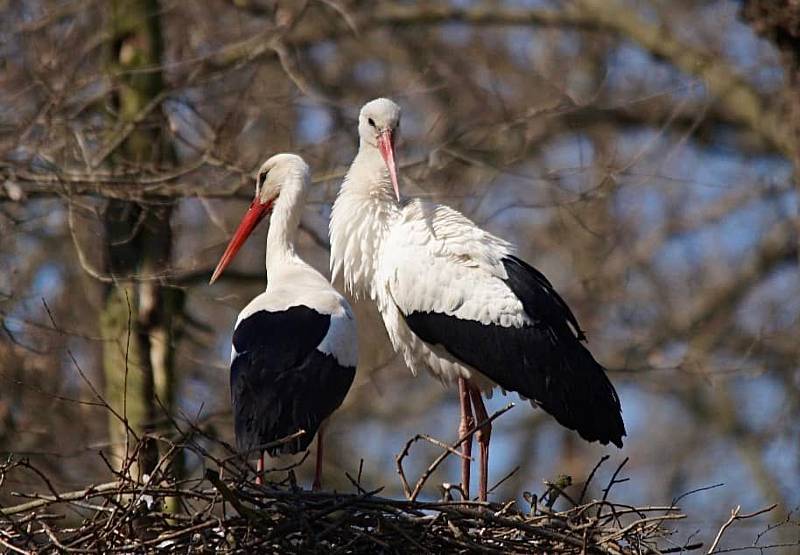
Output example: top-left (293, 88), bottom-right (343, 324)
top-left (0, 0), bottom-right (797, 550)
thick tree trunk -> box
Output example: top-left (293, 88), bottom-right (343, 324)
top-left (102, 0), bottom-right (182, 480)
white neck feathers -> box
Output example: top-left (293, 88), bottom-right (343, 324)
top-left (266, 170), bottom-right (306, 275)
top-left (330, 145), bottom-right (399, 298)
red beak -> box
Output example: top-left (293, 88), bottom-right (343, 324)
top-left (377, 129), bottom-right (400, 202)
top-left (209, 198), bottom-right (274, 285)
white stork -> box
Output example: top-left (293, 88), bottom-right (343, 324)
top-left (210, 153), bottom-right (357, 489)
top-left (329, 98), bottom-right (625, 501)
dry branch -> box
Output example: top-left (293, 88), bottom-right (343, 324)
top-left (707, 504), bottom-right (779, 554)
top-left (0, 433), bottom-right (704, 554)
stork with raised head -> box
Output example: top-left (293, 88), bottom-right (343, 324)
top-left (330, 98), bottom-right (625, 502)
top-left (211, 153), bottom-right (357, 489)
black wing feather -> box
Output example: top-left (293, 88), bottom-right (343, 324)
top-left (403, 256), bottom-right (625, 447)
top-left (505, 256), bottom-right (586, 341)
top-left (231, 306), bottom-right (355, 455)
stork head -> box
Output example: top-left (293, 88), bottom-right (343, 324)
top-left (209, 153), bottom-right (309, 284)
top-left (359, 98), bottom-right (401, 202)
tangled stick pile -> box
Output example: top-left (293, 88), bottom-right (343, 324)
top-left (0, 430), bottom-right (700, 554)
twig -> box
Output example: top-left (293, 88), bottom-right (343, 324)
top-left (707, 504), bottom-right (778, 554)
top-left (397, 403), bottom-right (515, 501)
top-left (204, 469), bottom-right (272, 534)
top-left (580, 455), bottom-right (610, 504)
top-left (596, 457), bottom-right (629, 520)
top-left (0, 536), bottom-right (32, 555)
top-left (1, 424), bottom-right (772, 554)
top-left (1, 482), bottom-right (123, 517)
top-left (487, 465), bottom-right (520, 496)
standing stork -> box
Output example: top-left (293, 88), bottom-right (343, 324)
top-left (211, 153), bottom-right (357, 489)
top-left (330, 99), bottom-right (625, 502)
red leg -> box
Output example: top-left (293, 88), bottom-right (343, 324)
top-left (256, 451), bottom-right (264, 485)
top-left (313, 422), bottom-right (326, 491)
top-left (469, 386), bottom-right (492, 502)
top-left (458, 377), bottom-right (475, 500)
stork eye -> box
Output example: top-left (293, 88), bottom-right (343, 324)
top-left (368, 118), bottom-right (376, 127)
top-left (258, 171), bottom-right (268, 187)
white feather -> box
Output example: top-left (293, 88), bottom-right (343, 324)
top-left (380, 199), bottom-right (528, 327)
top-left (317, 302), bottom-right (358, 368)
top-left (329, 113), bottom-right (529, 391)
top-left (231, 154), bottom-right (358, 370)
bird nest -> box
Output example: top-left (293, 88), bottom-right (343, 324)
top-left (0, 424), bottom-right (700, 555)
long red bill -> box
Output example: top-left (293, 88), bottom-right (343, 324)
top-left (209, 198), bottom-right (273, 285)
top-left (377, 129), bottom-right (400, 202)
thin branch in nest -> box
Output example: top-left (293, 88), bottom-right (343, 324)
top-left (706, 504), bottom-right (778, 554)
top-left (487, 465), bottom-right (520, 496)
top-left (596, 456), bottom-right (630, 522)
top-left (0, 426), bottom-right (792, 554)
top-left (396, 403), bottom-right (514, 501)
top-left (580, 454), bottom-right (610, 504)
